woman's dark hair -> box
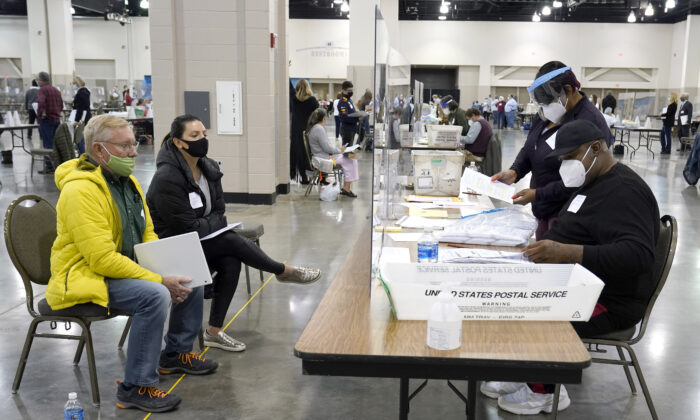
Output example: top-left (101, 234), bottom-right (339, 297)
top-left (161, 114), bottom-right (201, 147)
top-left (465, 107), bottom-right (481, 118)
top-left (532, 61), bottom-right (581, 104)
top-left (307, 108), bottom-right (327, 132)
top-left (447, 100), bottom-right (459, 111)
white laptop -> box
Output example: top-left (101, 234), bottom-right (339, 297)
top-left (134, 231), bottom-right (213, 287)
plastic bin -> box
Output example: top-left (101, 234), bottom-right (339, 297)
top-left (411, 150), bottom-right (465, 196)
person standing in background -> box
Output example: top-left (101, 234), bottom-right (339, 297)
top-left (482, 96), bottom-right (492, 122)
top-left (660, 93), bottom-right (678, 154)
top-left (602, 92), bottom-right (617, 114)
top-left (71, 74), bottom-right (92, 154)
top-left (25, 79), bottom-right (40, 140)
top-left (494, 96), bottom-right (506, 129)
top-left (505, 95), bottom-right (518, 129)
top-left (356, 89), bottom-right (373, 147)
top-left (36, 71), bottom-right (63, 174)
top-left (290, 79), bottom-right (319, 184)
top-left (337, 81), bottom-right (360, 148)
top-left (678, 93), bottom-right (693, 152)
top-left (591, 94), bottom-right (600, 110)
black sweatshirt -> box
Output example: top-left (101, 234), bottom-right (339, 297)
top-left (545, 163), bottom-right (659, 322)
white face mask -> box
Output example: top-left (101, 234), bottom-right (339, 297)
top-left (559, 144), bottom-right (597, 188)
top-left (540, 96), bottom-right (569, 123)
top-left (468, 120), bottom-right (474, 127)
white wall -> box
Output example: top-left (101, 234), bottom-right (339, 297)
top-left (0, 17), bottom-right (31, 77)
top-left (287, 19), bottom-right (348, 79)
top-left (0, 16), bottom-right (150, 81)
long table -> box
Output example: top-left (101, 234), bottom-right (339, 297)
top-left (295, 227), bottom-right (591, 419)
top-left (0, 124), bottom-right (39, 154)
top-left (612, 125), bottom-right (660, 158)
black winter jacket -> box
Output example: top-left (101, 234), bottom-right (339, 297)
top-left (146, 139), bottom-right (227, 239)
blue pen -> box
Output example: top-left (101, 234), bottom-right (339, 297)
top-left (461, 208), bottom-right (505, 219)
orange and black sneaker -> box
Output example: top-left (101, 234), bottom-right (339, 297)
top-left (115, 381), bottom-right (181, 413)
top-left (158, 351), bottom-right (218, 375)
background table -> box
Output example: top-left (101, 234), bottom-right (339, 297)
top-left (612, 126), bottom-right (660, 158)
top-left (295, 227), bottom-right (591, 419)
top-left (0, 124), bottom-right (39, 154)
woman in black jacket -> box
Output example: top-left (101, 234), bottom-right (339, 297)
top-left (290, 79), bottom-right (319, 184)
top-left (146, 114), bottom-right (322, 352)
top-left (660, 93), bottom-right (678, 154)
top-left (72, 75), bottom-right (91, 153)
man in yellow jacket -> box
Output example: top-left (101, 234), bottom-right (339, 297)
top-left (47, 114), bottom-right (217, 413)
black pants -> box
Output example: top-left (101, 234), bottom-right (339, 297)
top-left (340, 124), bottom-right (357, 146)
top-left (201, 231), bottom-right (285, 327)
top-left (27, 109), bottom-right (36, 138)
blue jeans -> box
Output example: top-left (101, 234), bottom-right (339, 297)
top-left (660, 125), bottom-right (672, 152)
top-left (108, 278), bottom-right (203, 386)
top-left (39, 119), bottom-right (59, 169)
top-left (506, 111), bottom-right (515, 128)
top-left (334, 116), bottom-right (341, 138)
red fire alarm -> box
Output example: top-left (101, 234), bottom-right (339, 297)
top-left (270, 33), bottom-right (277, 48)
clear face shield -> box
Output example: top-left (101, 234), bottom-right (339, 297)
top-left (527, 66), bottom-right (572, 122)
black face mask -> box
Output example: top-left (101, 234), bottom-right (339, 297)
top-left (181, 137), bottom-right (209, 158)
top-left (346, 91), bottom-right (353, 98)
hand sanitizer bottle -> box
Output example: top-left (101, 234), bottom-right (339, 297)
top-left (427, 289), bottom-right (462, 350)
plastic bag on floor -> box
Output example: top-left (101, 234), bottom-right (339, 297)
top-left (319, 182), bottom-right (340, 201)
top-left (437, 207), bottom-right (537, 246)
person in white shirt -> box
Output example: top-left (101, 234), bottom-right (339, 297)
top-left (505, 95), bottom-right (519, 129)
top-left (333, 93), bottom-right (341, 140)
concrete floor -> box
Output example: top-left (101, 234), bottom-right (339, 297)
top-left (0, 126), bottom-right (697, 419)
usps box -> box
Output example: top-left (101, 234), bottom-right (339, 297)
top-left (411, 150), bottom-right (464, 196)
top-left (379, 262), bottom-right (604, 321)
top-left (427, 125), bottom-right (462, 147)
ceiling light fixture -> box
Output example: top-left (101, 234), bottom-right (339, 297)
top-left (340, 1), bottom-right (349, 12)
top-left (553, 1), bottom-right (563, 8)
top-left (334, 0), bottom-right (343, 3)
top-left (439, 15), bottom-right (447, 20)
top-left (440, 2), bottom-right (448, 14)
top-left (627, 10), bottom-right (637, 22)
top-left (140, 0), bottom-right (149, 9)
top-left (542, 6), bottom-right (551, 15)
top-left (665, 0), bottom-right (675, 8)
top-left (645, 3), bottom-right (654, 15)
top-left (533, 12), bottom-right (541, 22)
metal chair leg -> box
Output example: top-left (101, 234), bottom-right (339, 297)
top-left (73, 321), bottom-right (91, 365)
top-left (81, 322), bottom-right (101, 407)
top-left (624, 343), bottom-right (658, 420)
top-left (255, 239), bottom-right (264, 283)
top-left (118, 316), bottom-right (132, 350)
top-left (245, 265), bottom-right (251, 295)
top-left (12, 318), bottom-right (41, 393)
top-left (617, 346), bottom-right (637, 394)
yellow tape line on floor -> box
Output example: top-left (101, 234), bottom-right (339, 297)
top-left (142, 265), bottom-right (280, 419)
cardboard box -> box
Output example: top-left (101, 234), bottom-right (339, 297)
top-left (379, 262), bottom-right (604, 321)
top-left (411, 150), bottom-right (464, 196)
top-left (427, 125), bottom-right (462, 147)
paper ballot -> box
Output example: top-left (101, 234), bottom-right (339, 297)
top-left (681, 115), bottom-right (689, 125)
top-left (200, 223), bottom-right (242, 241)
top-left (134, 232), bottom-right (213, 287)
top-left (343, 144), bottom-right (361, 154)
top-left (460, 169), bottom-right (515, 204)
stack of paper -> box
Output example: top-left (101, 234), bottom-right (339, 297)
top-left (439, 248), bottom-right (533, 264)
top-left (460, 169), bottom-right (515, 204)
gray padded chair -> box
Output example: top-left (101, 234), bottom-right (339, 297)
top-left (4, 195), bottom-right (130, 407)
top-left (234, 222), bottom-right (266, 295)
top-left (553, 215), bottom-right (676, 420)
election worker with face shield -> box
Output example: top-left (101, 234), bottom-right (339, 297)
top-left (490, 61), bottom-right (612, 240)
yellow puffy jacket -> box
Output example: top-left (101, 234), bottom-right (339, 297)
top-left (46, 155), bottom-right (162, 310)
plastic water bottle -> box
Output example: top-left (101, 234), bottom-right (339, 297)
top-left (427, 289), bottom-right (462, 350)
top-left (417, 228), bottom-right (439, 263)
top-left (64, 392), bottom-right (84, 420)
top-left (468, 161), bottom-right (480, 172)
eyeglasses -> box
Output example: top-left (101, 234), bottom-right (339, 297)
top-left (99, 141), bottom-right (139, 152)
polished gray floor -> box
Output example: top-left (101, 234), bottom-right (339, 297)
top-left (0, 126), bottom-right (697, 419)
